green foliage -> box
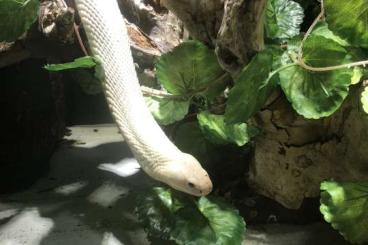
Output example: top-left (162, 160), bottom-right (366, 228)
top-left (225, 49), bottom-right (279, 124)
top-left (311, 22), bottom-right (350, 47)
top-left (0, 0), bottom-right (39, 42)
top-left (145, 97), bottom-right (190, 125)
top-left (320, 181), bottom-right (368, 244)
top-left (324, 0), bottom-right (368, 48)
top-left (361, 87), bottom-right (368, 114)
top-left (279, 35), bottom-right (353, 119)
top-left (44, 56), bottom-right (97, 71)
top-left (44, 56), bottom-right (101, 95)
top-left (174, 122), bottom-right (217, 164)
top-left (136, 187), bottom-right (246, 245)
top-left (145, 4), bottom-right (368, 244)
top-left (155, 41), bottom-right (227, 99)
top-left (265, 0), bottom-right (304, 39)
top-left (144, 41), bottom-right (229, 126)
top-left (197, 111), bottom-right (258, 146)
top-left (351, 68), bottom-right (364, 85)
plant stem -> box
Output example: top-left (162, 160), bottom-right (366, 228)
top-left (59, 0), bottom-right (89, 56)
top-left (261, 63), bottom-right (297, 87)
top-left (140, 86), bottom-right (183, 98)
top-left (298, 11), bottom-right (324, 58)
top-left (295, 57), bottom-right (368, 72)
top-left (320, 0), bottom-right (324, 14)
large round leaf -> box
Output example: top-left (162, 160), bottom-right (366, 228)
top-left (0, 0), bottom-right (39, 42)
top-left (174, 122), bottom-right (217, 165)
top-left (311, 22), bottom-right (350, 47)
top-left (265, 0), bottom-right (304, 39)
top-left (280, 35), bottom-right (353, 119)
top-left (155, 41), bottom-right (227, 98)
top-left (136, 187), bottom-right (246, 245)
top-left (320, 181), bottom-right (368, 244)
top-left (144, 96), bottom-right (190, 125)
top-left (196, 197), bottom-right (245, 245)
top-left (361, 87), bottom-right (368, 114)
top-left (324, 0), bottom-right (368, 48)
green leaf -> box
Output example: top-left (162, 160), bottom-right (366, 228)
top-left (309, 24), bottom-right (363, 85)
top-left (265, 0), bottom-right (304, 39)
top-left (145, 96), bottom-right (190, 125)
top-left (136, 187), bottom-right (246, 245)
top-left (303, 35), bottom-right (347, 67)
top-left (136, 187), bottom-right (177, 240)
top-left (311, 22), bottom-right (350, 47)
top-left (155, 41), bottom-right (227, 99)
top-left (225, 49), bottom-right (278, 124)
top-left (174, 122), bottom-right (217, 164)
top-left (361, 87), bottom-right (368, 114)
top-left (0, 0), bottom-right (39, 42)
top-left (280, 36), bottom-right (353, 119)
top-left (197, 197), bottom-right (245, 245)
top-left (44, 56), bottom-right (97, 72)
top-left (171, 205), bottom-right (217, 245)
top-left (351, 67), bottom-right (363, 85)
top-left (197, 111), bottom-right (258, 146)
top-left (320, 181), bottom-right (368, 244)
top-left (324, 0), bottom-right (368, 48)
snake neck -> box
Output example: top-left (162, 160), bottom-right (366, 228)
top-left (75, 0), bottom-right (183, 174)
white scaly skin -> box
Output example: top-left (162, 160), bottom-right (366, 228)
top-left (74, 0), bottom-right (212, 196)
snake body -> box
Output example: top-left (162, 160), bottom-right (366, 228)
top-left (74, 0), bottom-right (212, 196)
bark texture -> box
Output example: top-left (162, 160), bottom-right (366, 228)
top-left (161, 0), bottom-right (266, 74)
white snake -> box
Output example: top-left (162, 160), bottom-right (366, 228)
top-left (74, 0), bottom-right (212, 196)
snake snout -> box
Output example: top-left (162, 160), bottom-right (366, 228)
top-left (199, 174), bottom-right (213, 196)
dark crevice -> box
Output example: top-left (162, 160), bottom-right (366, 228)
top-left (283, 133), bottom-right (343, 149)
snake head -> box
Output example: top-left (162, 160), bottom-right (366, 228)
top-left (160, 153), bottom-right (213, 196)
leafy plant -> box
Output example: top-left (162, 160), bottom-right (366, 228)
top-left (145, 96), bottom-right (190, 125)
top-left (136, 187), bottom-right (246, 245)
top-left (324, 0), bottom-right (368, 48)
top-left (45, 56), bottom-right (100, 94)
top-left (144, 40), bottom-right (258, 147)
top-left (197, 111), bottom-right (259, 146)
top-left (279, 35), bottom-right (354, 119)
top-left (265, 0), bottom-right (304, 39)
top-left (173, 121), bottom-right (218, 165)
top-left (0, 0), bottom-right (39, 42)
top-left (320, 181), bottom-right (368, 244)
top-left (44, 56), bottom-right (97, 71)
top-left (224, 48), bottom-right (281, 123)
top-left (361, 87), bottom-right (368, 114)
top-left (147, 41), bottom-right (229, 127)
top-left (155, 41), bottom-right (227, 99)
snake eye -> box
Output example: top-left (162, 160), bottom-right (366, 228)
top-left (188, 182), bottom-right (195, 188)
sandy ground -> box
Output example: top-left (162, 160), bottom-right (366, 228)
top-left (0, 125), bottom-right (350, 245)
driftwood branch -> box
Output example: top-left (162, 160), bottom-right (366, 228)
top-left (0, 43), bottom-right (31, 69)
top-left (160, 0), bottom-right (266, 74)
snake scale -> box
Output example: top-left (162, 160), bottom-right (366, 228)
top-left (74, 0), bottom-right (212, 196)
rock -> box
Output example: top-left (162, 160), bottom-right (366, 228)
top-left (249, 88), bottom-right (368, 209)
